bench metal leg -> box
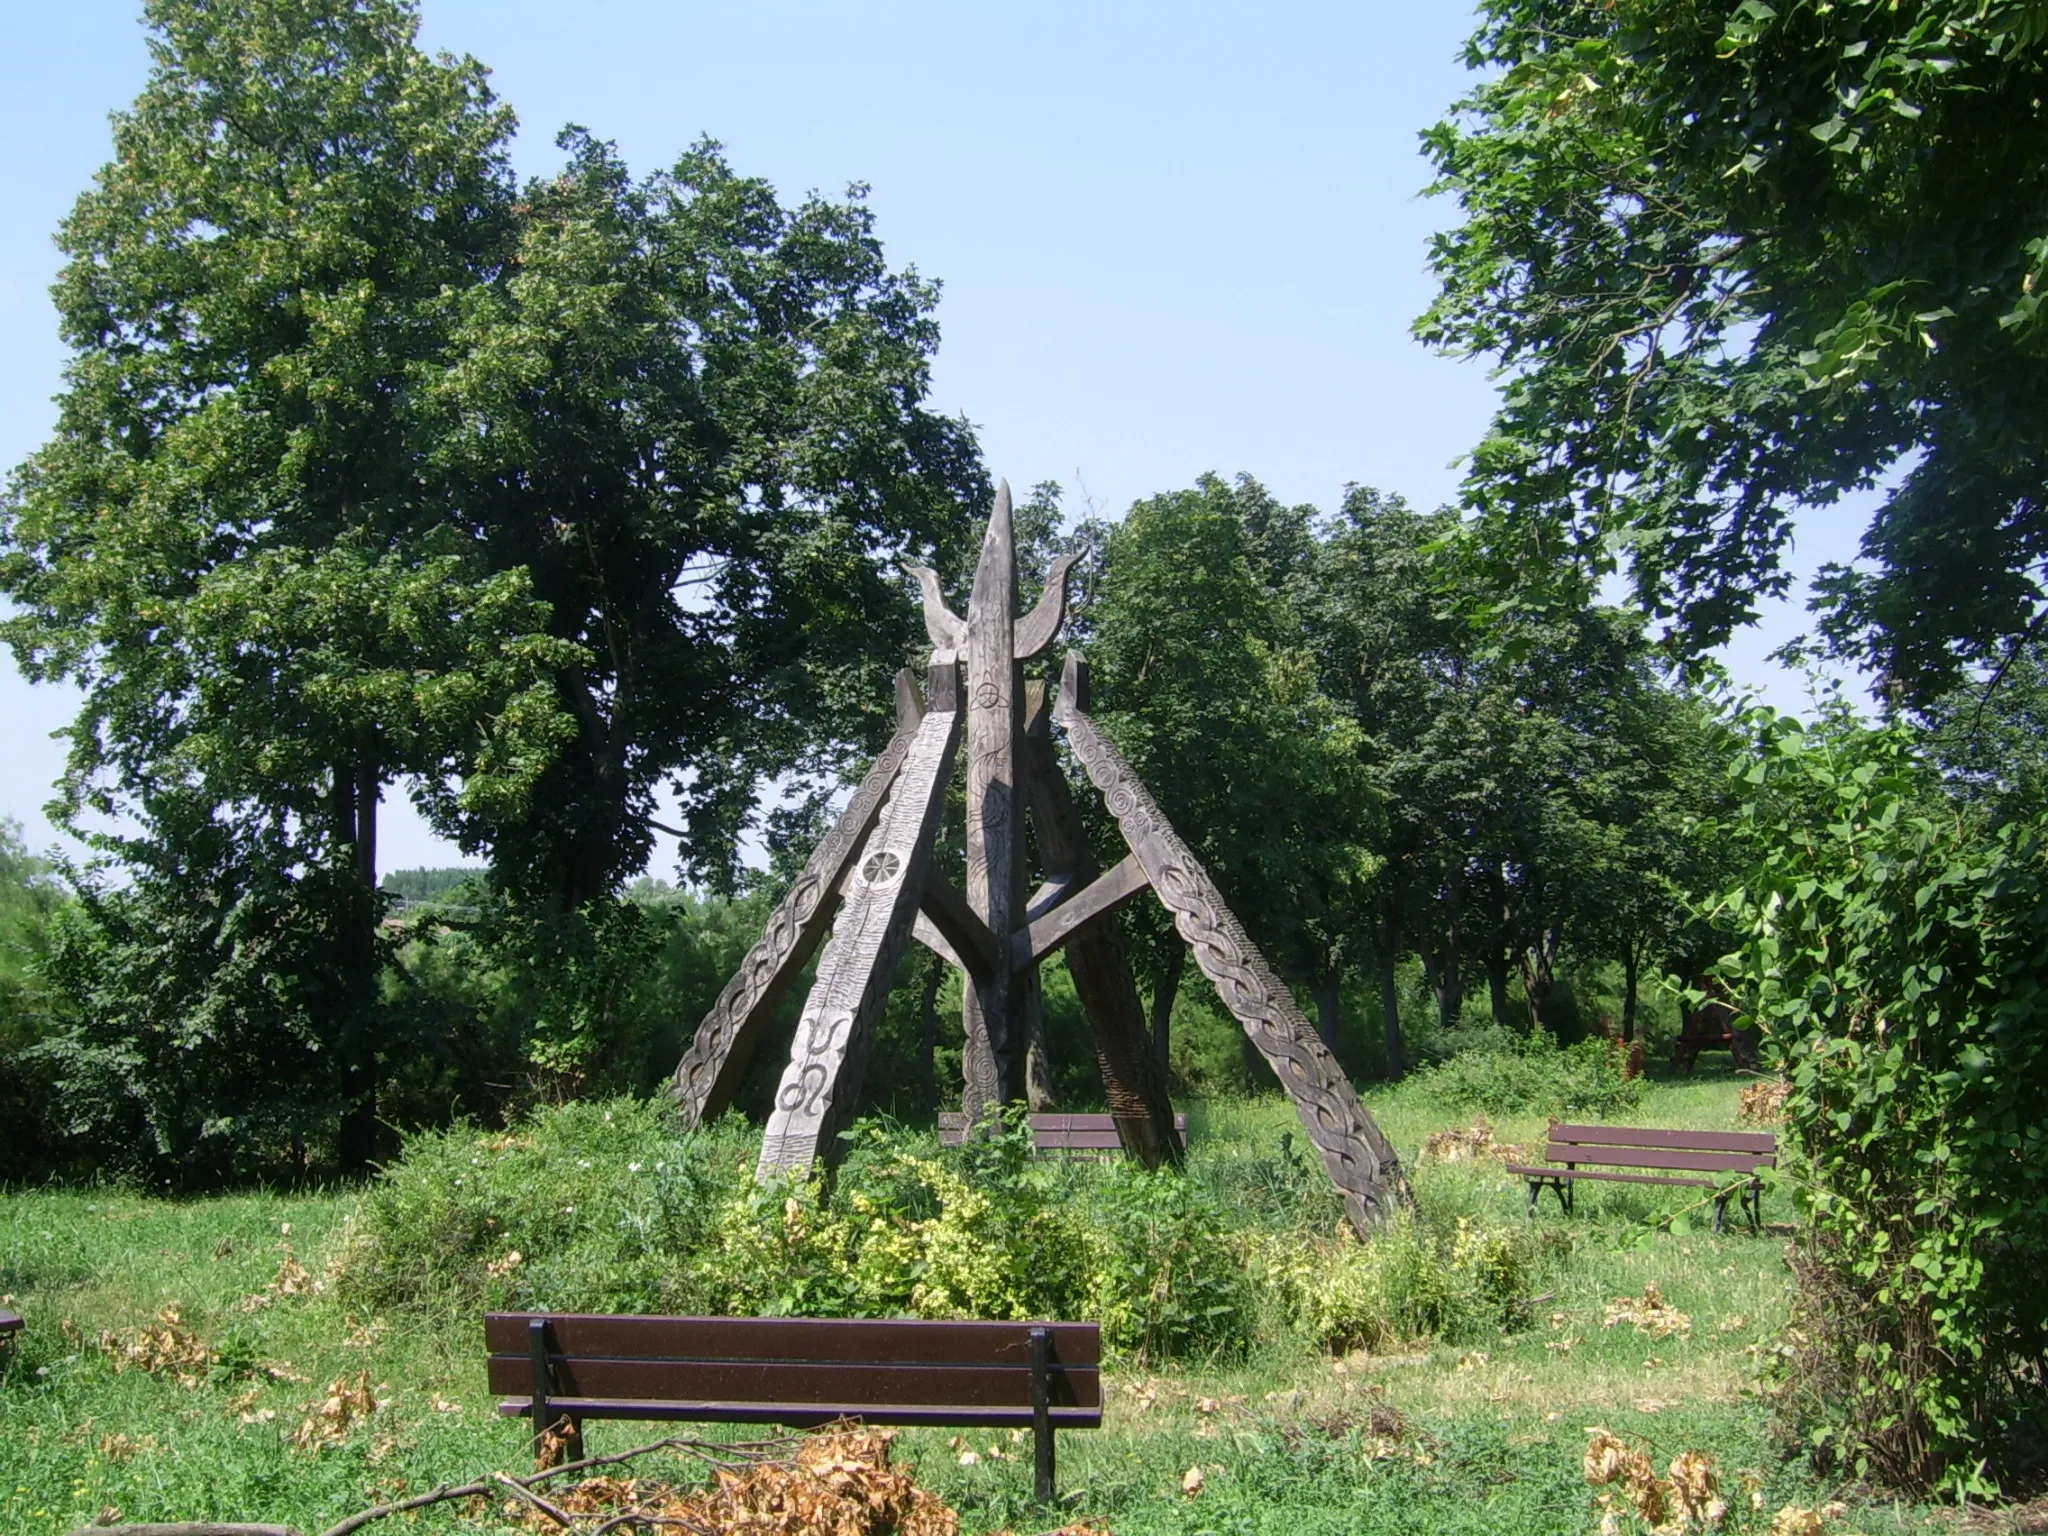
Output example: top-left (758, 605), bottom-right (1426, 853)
top-left (1744, 1179), bottom-right (1762, 1233)
top-left (1028, 1326), bottom-right (1054, 1502)
top-left (528, 1317), bottom-right (583, 1466)
top-left (1711, 1192), bottom-right (1729, 1234)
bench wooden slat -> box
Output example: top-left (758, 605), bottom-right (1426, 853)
top-left (1506, 1165), bottom-right (1722, 1189)
top-left (937, 1111), bottom-right (1188, 1152)
top-left (1539, 1144), bottom-right (1772, 1175)
top-left (487, 1356), bottom-right (1098, 1408)
top-left (1549, 1124), bottom-right (1776, 1155)
top-left (483, 1314), bottom-right (1100, 1367)
top-left (493, 1398), bottom-right (1103, 1428)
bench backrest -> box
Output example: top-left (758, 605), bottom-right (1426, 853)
top-left (486, 1314), bottom-right (1102, 1425)
top-left (937, 1111), bottom-right (1188, 1151)
top-left (1546, 1122), bottom-right (1776, 1175)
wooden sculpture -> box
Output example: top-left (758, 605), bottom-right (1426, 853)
top-left (670, 484), bottom-right (1410, 1232)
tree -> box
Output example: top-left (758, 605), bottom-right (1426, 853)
top-left (1420, 1), bottom-right (2048, 702)
top-left (0, 0), bottom-right (577, 1168)
top-left (1, 0), bottom-right (983, 1172)
top-left (1079, 475), bottom-right (1381, 1082)
top-left (423, 129), bottom-right (985, 907)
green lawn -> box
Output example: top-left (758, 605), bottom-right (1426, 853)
top-left (0, 1071), bottom-right (1943, 1535)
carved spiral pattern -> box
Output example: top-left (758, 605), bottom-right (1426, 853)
top-left (1056, 698), bottom-right (1413, 1231)
top-left (670, 727), bottom-right (918, 1128)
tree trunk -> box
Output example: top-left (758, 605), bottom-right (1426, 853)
top-left (335, 758), bottom-right (384, 1175)
top-left (1311, 969), bottom-right (1342, 1055)
top-left (918, 949), bottom-right (942, 1113)
top-left (1519, 926), bottom-right (1560, 1032)
top-left (1487, 945), bottom-right (1512, 1030)
top-left (1150, 944), bottom-right (1184, 1084)
top-left (1436, 862), bottom-right (1465, 1030)
top-left (1620, 942), bottom-right (1640, 1045)
top-left (1379, 914), bottom-right (1406, 1081)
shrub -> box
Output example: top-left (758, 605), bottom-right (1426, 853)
top-left (1716, 707), bottom-right (2048, 1496)
top-left (1413, 1028), bottom-right (1640, 1120)
top-left (335, 1098), bottom-right (754, 1314)
top-left (339, 1100), bottom-right (1252, 1363)
top-left (1253, 1205), bottom-right (1539, 1352)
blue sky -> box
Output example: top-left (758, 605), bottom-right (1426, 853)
top-left (0, 1), bottom-right (1865, 875)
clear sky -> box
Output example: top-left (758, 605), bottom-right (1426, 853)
top-left (0, 0), bottom-right (1866, 875)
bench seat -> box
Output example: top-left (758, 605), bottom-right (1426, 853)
top-left (487, 1312), bottom-right (1100, 1500)
top-left (937, 1111), bottom-right (1186, 1153)
top-left (1505, 1123), bottom-right (1776, 1232)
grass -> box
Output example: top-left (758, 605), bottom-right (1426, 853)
top-left (0, 1065), bottom-right (1946, 1535)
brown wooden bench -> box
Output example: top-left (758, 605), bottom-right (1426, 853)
top-left (937, 1111), bottom-right (1187, 1154)
top-left (0, 1309), bottom-right (20, 1349)
top-left (487, 1312), bottom-right (1100, 1501)
top-left (1505, 1123), bottom-right (1777, 1233)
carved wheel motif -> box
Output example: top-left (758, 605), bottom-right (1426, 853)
top-left (859, 849), bottom-right (904, 887)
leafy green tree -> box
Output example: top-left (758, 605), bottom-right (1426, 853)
top-left (424, 129), bottom-right (984, 906)
top-left (1309, 486), bottom-right (1719, 1049)
top-left (2, 0), bottom-right (982, 1171)
top-left (1421, 1), bottom-right (2048, 700)
top-left (0, 0), bottom-right (575, 1167)
top-left (0, 820), bottom-right (66, 1173)
top-left (1918, 637), bottom-right (2048, 823)
top-left (1079, 475), bottom-right (1381, 1081)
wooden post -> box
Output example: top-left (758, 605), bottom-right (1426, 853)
top-left (960, 483), bottom-right (1025, 1121)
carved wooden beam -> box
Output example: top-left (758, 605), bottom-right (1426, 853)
top-left (669, 670), bottom-right (927, 1130)
top-left (919, 870), bottom-right (999, 981)
top-left (1013, 551), bottom-right (1081, 660)
top-left (912, 912), bottom-right (967, 972)
top-left (757, 662), bottom-right (964, 1178)
top-left (1011, 851), bottom-right (1149, 971)
top-left (1019, 682), bottom-right (1182, 1169)
top-left (903, 564), bottom-right (966, 651)
top-left (959, 481), bottom-right (1025, 1119)
top-left (1024, 874), bottom-right (1078, 922)
top-left (1054, 652), bottom-right (1412, 1230)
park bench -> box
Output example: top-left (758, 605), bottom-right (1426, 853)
top-left (0, 1309), bottom-right (21, 1351)
top-left (937, 1110), bottom-right (1187, 1154)
top-left (486, 1312), bottom-right (1100, 1500)
top-left (1504, 1123), bottom-right (1776, 1233)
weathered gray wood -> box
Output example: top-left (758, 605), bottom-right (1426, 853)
top-left (1012, 852), bottom-right (1149, 971)
top-left (960, 482), bottom-right (1025, 1120)
top-left (903, 564), bottom-right (967, 651)
top-left (919, 870), bottom-right (999, 981)
top-left (1024, 874), bottom-right (1079, 922)
top-left (1055, 653), bottom-right (1411, 1230)
top-left (1019, 685), bottom-right (1182, 1169)
top-left (913, 911), bottom-right (968, 972)
top-left (756, 663), bottom-right (962, 1177)
top-left (670, 673), bottom-right (926, 1129)
top-left (1013, 552), bottom-right (1082, 660)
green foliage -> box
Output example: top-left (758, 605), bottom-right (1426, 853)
top-left (1712, 705), bottom-right (2048, 1494)
top-left (1254, 1209), bottom-right (1539, 1353)
top-left (0, 821), bottom-right (65, 1177)
top-left (1411, 1028), bottom-right (1640, 1121)
top-left (340, 1103), bottom-right (1254, 1363)
top-left (1421, 0), bottom-right (2048, 699)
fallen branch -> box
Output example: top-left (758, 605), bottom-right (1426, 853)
top-left (70, 1433), bottom-right (811, 1536)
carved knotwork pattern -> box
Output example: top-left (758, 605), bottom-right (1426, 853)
top-left (670, 727), bottom-right (917, 1128)
top-left (1056, 700), bottom-right (1412, 1230)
